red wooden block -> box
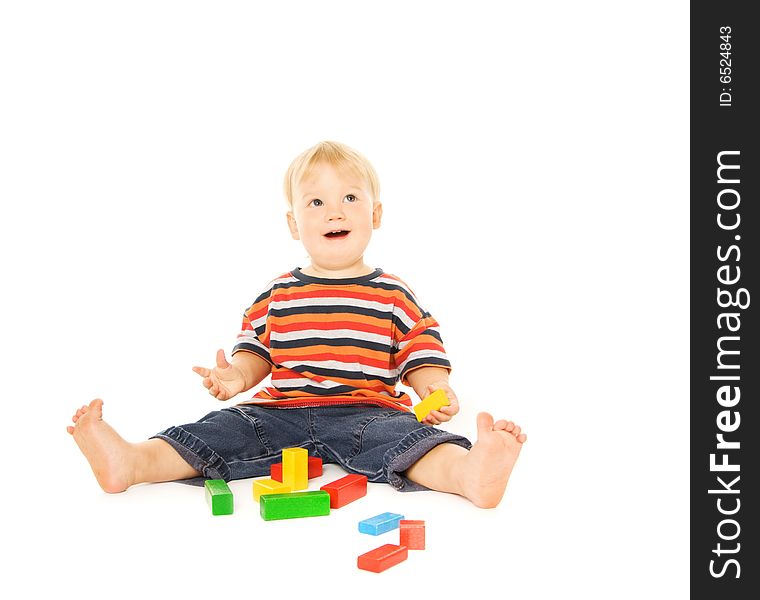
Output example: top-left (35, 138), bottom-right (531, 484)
top-left (320, 473), bottom-right (368, 508)
top-left (399, 520), bottom-right (425, 550)
top-left (271, 456), bottom-right (323, 482)
top-left (357, 544), bottom-right (408, 573)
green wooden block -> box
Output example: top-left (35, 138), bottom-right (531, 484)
top-left (259, 491), bottom-right (331, 521)
top-left (205, 479), bottom-right (234, 515)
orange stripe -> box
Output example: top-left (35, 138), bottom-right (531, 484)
top-left (276, 287), bottom-right (399, 304)
top-left (395, 340), bottom-right (445, 362)
top-left (393, 296), bottom-right (424, 321)
top-left (273, 319), bottom-right (390, 337)
top-left (274, 343), bottom-right (389, 359)
top-left (272, 312), bottom-right (391, 329)
top-left (246, 293), bottom-right (273, 319)
top-left (271, 369), bottom-right (393, 391)
top-left (239, 391), bottom-right (413, 410)
top-left (274, 348), bottom-right (392, 371)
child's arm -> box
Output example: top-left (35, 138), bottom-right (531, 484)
top-left (405, 366), bottom-right (460, 425)
top-left (193, 349), bottom-right (271, 400)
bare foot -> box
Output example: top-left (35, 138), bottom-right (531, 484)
top-left (459, 412), bottom-right (527, 508)
top-left (66, 399), bottom-right (136, 493)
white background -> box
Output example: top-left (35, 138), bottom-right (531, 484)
top-left (0, 2), bottom-right (689, 598)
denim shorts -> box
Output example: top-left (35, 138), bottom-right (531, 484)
top-left (151, 403), bottom-right (472, 492)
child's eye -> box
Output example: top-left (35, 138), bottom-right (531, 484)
top-left (344, 194), bottom-right (357, 203)
top-left (309, 199), bottom-right (323, 207)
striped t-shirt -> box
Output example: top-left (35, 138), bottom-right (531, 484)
top-left (232, 268), bottom-right (451, 412)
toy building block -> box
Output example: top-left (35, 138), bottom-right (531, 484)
top-left (282, 447), bottom-right (308, 491)
top-left (320, 474), bottom-right (368, 508)
top-left (413, 389), bottom-right (450, 422)
top-left (259, 491), bottom-right (331, 521)
top-left (358, 512), bottom-right (405, 536)
top-left (308, 456), bottom-right (323, 478)
top-left (270, 456), bottom-right (322, 482)
top-left (399, 520), bottom-right (425, 550)
top-left (357, 544), bottom-right (408, 573)
top-left (204, 479), bottom-right (233, 516)
top-left (253, 478), bottom-right (292, 501)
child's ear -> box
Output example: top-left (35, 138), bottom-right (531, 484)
top-left (372, 201), bottom-right (383, 229)
top-left (287, 212), bottom-right (300, 240)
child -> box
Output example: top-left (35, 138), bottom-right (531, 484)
top-left (66, 141), bottom-right (527, 508)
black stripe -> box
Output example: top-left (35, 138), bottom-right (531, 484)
top-left (289, 267), bottom-right (384, 285)
top-left (400, 357), bottom-right (451, 378)
top-left (270, 304), bottom-right (393, 321)
top-left (231, 344), bottom-right (271, 363)
top-left (271, 272), bottom-right (422, 308)
top-left (243, 287), bottom-right (274, 314)
top-left (368, 280), bottom-right (420, 306)
top-left (273, 383), bottom-right (366, 396)
top-left (280, 365), bottom-right (397, 386)
top-left (395, 323), bottom-right (445, 343)
top-left (271, 337), bottom-right (392, 354)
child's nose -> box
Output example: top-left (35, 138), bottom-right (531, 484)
top-left (326, 205), bottom-right (346, 220)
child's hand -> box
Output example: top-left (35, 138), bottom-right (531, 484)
top-left (421, 381), bottom-right (460, 425)
top-left (192, 349), bottom-right (246, 400)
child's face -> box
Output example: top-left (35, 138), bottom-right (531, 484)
top-left (288, 161), bottom-right (382, 276)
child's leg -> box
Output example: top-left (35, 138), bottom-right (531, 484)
top-left (67, 399), bottom-right (201, 493)
top-left (403, 412), bottom-right (527, 508)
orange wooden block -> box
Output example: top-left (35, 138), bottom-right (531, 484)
top-left (271, 456), bottom-right (322, 482)
top-left (357, 544), bottom-right (408, 573)
top-left (399, 520), bottom-right (425, 550)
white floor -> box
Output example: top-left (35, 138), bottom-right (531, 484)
top-left (1, 2), bottom-right (690, 597)
top-left (8, 394), bottom-right (688, 599)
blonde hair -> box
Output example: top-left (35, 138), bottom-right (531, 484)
top-left (283, 140), bottom-right (380, 208)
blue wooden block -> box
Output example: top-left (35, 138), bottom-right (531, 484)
top-left (358, 512), bottom-right (405, 536)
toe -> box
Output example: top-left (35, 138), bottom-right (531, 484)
top-left (476, 412), bottom-right (495, 433)
top-left (504, 421), bottom-right (515, 432)
top-left (512, 425), bottom-right (522, 437)
top-left (494, 419), bottom-right (508, 430)
top-left (88, 399), bottom-right (104, 417)
top-left (517, 433), bottom-right (527, 443)
top-left (66, 426), bottom-right (74, 434)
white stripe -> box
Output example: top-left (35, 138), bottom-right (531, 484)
top-left (397, 349), bottom-right (448, 374)
top-left (270, 297), bottom-right (393, 313)
top-left (279, 359), bottom-right (397, 379)
top-left (268, 275), bottom-right (298, 286)
top-left (377, 274), bottom-right (415, 298)
top-left (397, 326), bottom-right (442, 351)
top-left (235, 334), bottom-right (268, 353)
top-left (252, 275), bottom-right (294, 300)
top-left (274, 377), bottom-right (344, 389)
top-left (392, 306), bottom-right (416, 331)
top-left (251, 314), bottom-right (267, 330)
top-left (272, 328), bottom-right (391, 345)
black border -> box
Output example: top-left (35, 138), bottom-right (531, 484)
top-left (691, 3), bottom-right (758, 595)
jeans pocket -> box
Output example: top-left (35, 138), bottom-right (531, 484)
top-left (345, 410), bottom-right (407, 460)
top-left (225, 406), bottom-right (273, 456)
top-left (343, 413), bottom-right (384, 460)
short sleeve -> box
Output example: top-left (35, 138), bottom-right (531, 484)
top-left (232, 285), bottom-right (274, 365)
top-left (391, 288), bottom-right (451, 385)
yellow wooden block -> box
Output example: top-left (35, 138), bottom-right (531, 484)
top-left (413, 389), bottom-right (450, 422)
top-left (253, 478), bottom-right (292, 501)
top-left (282, 447), bottom-right (308, 491)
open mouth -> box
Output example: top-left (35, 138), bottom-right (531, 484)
top-left (324, 230), bottom-right (350, 239)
